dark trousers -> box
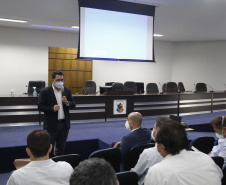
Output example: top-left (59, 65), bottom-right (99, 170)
top-left (47, 119), bottom-right (69, 156)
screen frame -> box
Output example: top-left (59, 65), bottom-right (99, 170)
top-left (78, 0), bottom-right (156, 62)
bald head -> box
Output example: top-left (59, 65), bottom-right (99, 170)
top-left (128, 112), bottom-right (142, 129)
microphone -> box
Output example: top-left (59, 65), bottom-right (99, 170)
top-left (224, 84), bottom-right (226, 92)
top-left (206, 84), bottom-right (214, 92)
top-left (194, 84), bottom-right (197, 93)
top-left (83, 87), bottom-right (88, 95)
top-left (159, 82), bottom-right (163, 94)
top-left (61, 87), bottom-right (65, 96)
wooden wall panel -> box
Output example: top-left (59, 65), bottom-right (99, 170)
top-left (48, 47), bottom-right (92, 94)
top-left (71, 60), bottom-right (92, 71)
top-left (61, 60), bottom-right (71, 70)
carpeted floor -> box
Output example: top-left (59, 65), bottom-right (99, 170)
top-left (0, 111), bottom-right (225, 185)
top-left (1, 111), bottom-right (224, 148)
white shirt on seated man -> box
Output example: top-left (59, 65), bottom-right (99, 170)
top-left (144, 120), bottom-right (223, 185)
top-left (209, 115), bottom-right (226, 170)
top-left (132, 117), bottom-right (172, 185)
top-left (7, 129), bottom-right (73, 185)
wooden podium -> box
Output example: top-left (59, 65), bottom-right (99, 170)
top-left (105, 91), bottom-right (134, 119)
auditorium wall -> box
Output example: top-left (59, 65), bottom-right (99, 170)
top-left (0, 26), bottom-right (77, 96)
top-left (172, 41), bottom-right (226, 91)
top-left (0, 26), bottom-right (173, 96)
top-left (1, 26), bottom-right (225, 96)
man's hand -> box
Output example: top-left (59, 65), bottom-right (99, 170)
top-left (61, 96), bottom-right (68, 105)
top-left (114, 142), bottom-right (121, 148)
top-left (54, 105), bottom-right (60, 112)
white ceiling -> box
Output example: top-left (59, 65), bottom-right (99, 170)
top-left (1, 0), bottom-right (226, 42)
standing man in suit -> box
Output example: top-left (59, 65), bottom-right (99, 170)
top-left (38, 70), bottom-right (76, 156)
top-left (114, 112), bottom-right (151, 169)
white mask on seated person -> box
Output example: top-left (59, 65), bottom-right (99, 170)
top-left (125, 121), bottom-right (131, 130)
top-left (151, 128), bottom-right (155, 141)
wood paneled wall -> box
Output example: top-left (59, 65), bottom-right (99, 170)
top-left (48, 47), bottom-right (92, 94)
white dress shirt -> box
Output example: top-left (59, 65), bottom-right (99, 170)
top-left (52, 85), bottom-right (65, 120)
top-left (133, 144), bottom-right (163, 185)
top-left (7, 159), bottom-right (73, 185)
top-left (144, 150), bottom-right (223, 185)
top-left (210, 138), bottom-right (226, 169)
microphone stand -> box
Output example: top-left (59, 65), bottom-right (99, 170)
top-left (206, 84), bottom-right (214, 92)
top-left (224, 84), bottom-right (226, 92)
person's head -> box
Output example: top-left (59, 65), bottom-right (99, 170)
top-left (26, 129), bottom-right (52, 159)
top-left (70, 158), bottom-right (119, 185)
top-left (52, 70), bottom-right (64, 90)
top-left (210, 115), bottom-right (226, 139)
top-left (151, 117), bottom-right (172, 141)
top-left (155, 119), bottom-right (189, 158)
top-left (125, 112), bottom-right (142, 130)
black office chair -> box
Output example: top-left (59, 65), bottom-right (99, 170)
top-left (165, 82), bottom-right (178, 93)
top-left (105, 82), bottom-right (115, 86)
top-left (124, 143), bottom-right (155, 171)
top-left (27, 81), bottom-right (45, 94)
top-left (136, 82), bottom-right (144, 94)
top-left (195, 83), bottom-right (207, 92)
top-left (123, 81), bottom-right (137, 93)
top-left (51, 154), bottom-right (83, 169)
top-left (89, 148), bottom-right (121, 172)
top-left (146, 83), bottom-right (159, 93)
top-left (112, 82), bottom-right (124, 91)
top-left (116, 171), bottom-right (138, 185)
top-left (189, 136), bottom-right (215, 154)
top-left (83, 80), bottom-right (96, 94)
top-left (162, 83), bottom-right (166, 92)
top-left (211, 156), bottom-right (224, 169)
top-left (178, 82), bottom-right (185, 92)
top-left (222, 167), bottom-right (226, 185)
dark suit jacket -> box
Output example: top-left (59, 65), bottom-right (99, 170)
top-left (120, 127), bottom-right (151, 163)
top-left (38, 85), bottom-right (76, 131)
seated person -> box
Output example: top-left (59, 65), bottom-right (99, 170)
top-left (132, 117), bottom-right (172, 185)
top-left (209, 115), bottom-right (226, 170)
top-left (114, 112), bottom-right (151, 169)
top-left (144, 120), bottom-right (223, 185)
top-left (7, 129), bottom-right (73, 185)
top-left (70, 158), bottom-right (119, 185)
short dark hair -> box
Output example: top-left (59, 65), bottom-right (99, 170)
top-left (210, 115), bottom-right (226, 129)
top-left (70, 158), bottom-right (117, 185)
top-left (52, 70), bottom-right (64, 79)
top-left (156, 120), bottom-right (189, 155)
top-left (27, 129), bottom-right (51, 158)
top-left (155, 117), bottom-right (172, 128)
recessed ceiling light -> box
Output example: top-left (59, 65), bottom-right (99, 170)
top-left (29, 24), bottom-right (79, 31)
top-left (0, 18), bottom-right (28, 23)
top-left (154, 34), bottom-right (164, 37)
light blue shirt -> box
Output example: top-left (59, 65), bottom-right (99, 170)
top-left (210, 138), bottom-right (226, 169)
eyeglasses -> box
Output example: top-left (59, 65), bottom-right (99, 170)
top-left (54, 79), bottom-right (64, 82)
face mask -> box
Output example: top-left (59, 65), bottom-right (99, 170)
top-left (151, 129), bottom-right (155, 141)
top-left (125, 121), bottom-right (131, 130)
top-left (216, 133), bottom-right (224, 139)
top-left (55, 81), bottom-right (64, 89)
